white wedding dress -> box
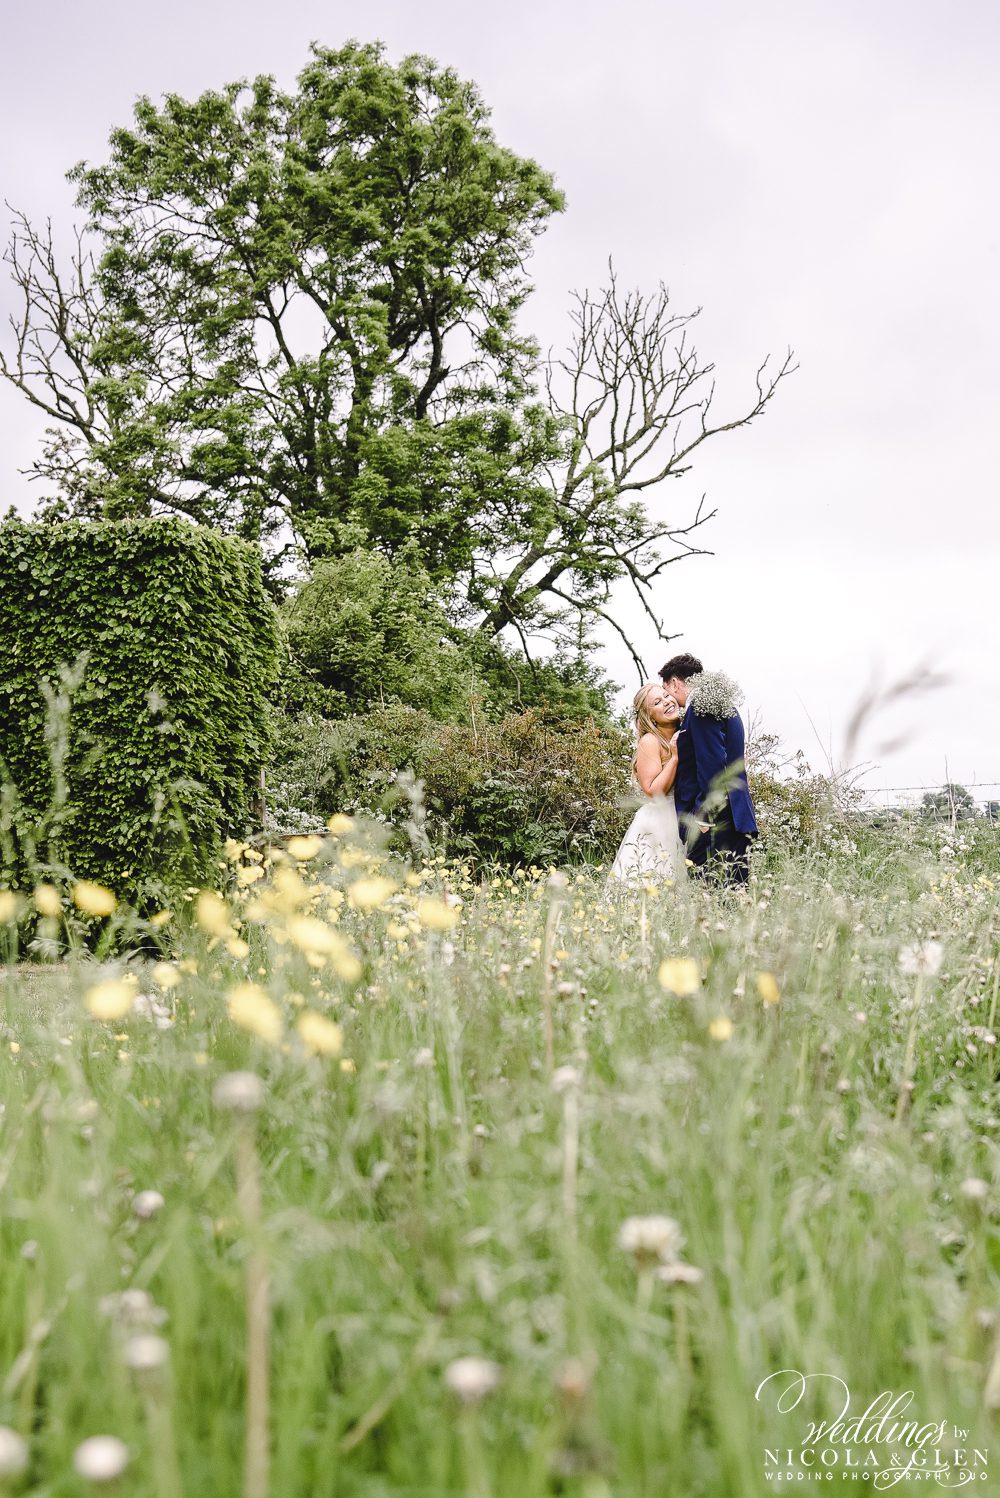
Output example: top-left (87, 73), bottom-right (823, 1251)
top-left (611, 786), bottom-right (682, 882)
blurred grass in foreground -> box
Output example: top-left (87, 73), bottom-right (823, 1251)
top-left (1, 816), bottom-right (999, 1495)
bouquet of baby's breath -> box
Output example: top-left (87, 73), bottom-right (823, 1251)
top-left (687, 670), bottom-right (744, 719)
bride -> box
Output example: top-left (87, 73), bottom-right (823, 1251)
top-left (611, 682), bottom-right (683, 882)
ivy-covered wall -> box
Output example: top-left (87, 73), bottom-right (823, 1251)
top-left (0, 518), bottom-right (279, 905)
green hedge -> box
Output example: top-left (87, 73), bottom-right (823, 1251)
top-left (0, 518), bottom-right (278, 905)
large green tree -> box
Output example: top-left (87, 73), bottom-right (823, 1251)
top-left (2, 41), bottom-right (562, 570)
top-left (2, 41), bottom-right (794, 668)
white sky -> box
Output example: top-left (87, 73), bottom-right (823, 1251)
top-left (3, 0), bottom-right (998, 803)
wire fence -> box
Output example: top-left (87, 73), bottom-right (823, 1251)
top-left (859, 779), bottom-right (1000, 823)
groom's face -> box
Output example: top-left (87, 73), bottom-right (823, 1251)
top-left (664, 674), bottom-right (688, 707)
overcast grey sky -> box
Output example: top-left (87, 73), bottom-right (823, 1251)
top-left (3, 0), bottom-right (998, 801)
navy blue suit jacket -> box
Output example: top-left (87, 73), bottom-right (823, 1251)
top-left (674, 706), bottom-right (758, 837)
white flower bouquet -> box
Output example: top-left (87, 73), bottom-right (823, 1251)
top-left (687, 670), bottom-right (744, 719)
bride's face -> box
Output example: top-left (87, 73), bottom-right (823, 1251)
top-left (648, 689), bottom-right (681, 726)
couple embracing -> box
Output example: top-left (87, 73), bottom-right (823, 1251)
top-left (611, 652), bottom-right (757, 887)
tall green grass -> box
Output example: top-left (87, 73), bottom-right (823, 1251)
top-left (1, 818), bottom-right (998, 1495)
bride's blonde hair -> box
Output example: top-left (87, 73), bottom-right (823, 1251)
top-left (632, 682), bottom-right (677, 764)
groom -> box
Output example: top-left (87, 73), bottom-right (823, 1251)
top-left (660, 652), bottom-right (757, 885)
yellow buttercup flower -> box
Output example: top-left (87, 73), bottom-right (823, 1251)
top-left (756, 971), bottom-right (781, 1005)
top-left (658, 958), bottom-right (700, 996)
top-left (327, 813), bottom-right (353, 837)
top-left (416, 897), bottom-right (460, 931)
top-left (236, 864), bottom-right (264, 887)
top-left (287, 835), bottom-right (324, 861)
top-left (297, 1011), bottom-right (343, 1057)
top-left (33, 883), bottom-right (63, 918)
top-left (708, 1016), bottom-right (734, 1042)
top-left (285, 915), bottom-right (345, 957)
top-left (0, 889), bottom-right (18, 923)
top-left (195, 890), bottom-right (232, 937)
top-left (85, 975), bottom-right (139, 1021)
top-left (73, 881), bottom-right (118, 917)
top-left (150, 962), bottom-right (180, 990)
top-left (333, 951), bottom-right (363, 983)
top-left (226, 983), bottom-right (282, 1045)
top-left (149, 909), bottom-right (173, 928)
top-left (348, 877), bottom-right (398, 911)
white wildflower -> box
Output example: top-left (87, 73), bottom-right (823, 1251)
top-left (960, 1177), bottom-right (989, 1204)
top-left (551, 1065), bottom-right (582, 1094)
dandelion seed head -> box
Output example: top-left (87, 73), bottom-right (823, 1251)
top-left (212, 1071), bottom-right (265, 1113)
top-left (73, 1435), bottom-right (129, 1483)
top-left (555, 1357), bottom-right (593, 1401)
top-left (444, 1356), bottom-right (501, 1403)
top-left (0, 1426), bottom-right (28, 1478)
top-left (618, 1214), bottom-right (684, 1266)
top-left (655, 1261), bottom-right (704, 1286)
top-left (898, 940), bottom-right (943, 977)
top-left (131, 1190), bottom-right (165, 1221)
top-left (122, 1334), bottom-right (169, 1373)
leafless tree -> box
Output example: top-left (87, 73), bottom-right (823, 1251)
top-left (473, 265), bottom-right (796, 674)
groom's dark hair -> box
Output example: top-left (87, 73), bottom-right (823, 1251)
top-left (659, 652), bottom-right (703, 683)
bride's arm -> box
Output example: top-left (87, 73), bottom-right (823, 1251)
top-left (636, 734), bottom-right (677, 796)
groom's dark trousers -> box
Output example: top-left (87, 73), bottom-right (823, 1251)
top-left (674, 706), bottom-right (757, 886)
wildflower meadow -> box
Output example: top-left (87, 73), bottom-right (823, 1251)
top-left (2, 816), bottom-right (999, 1495)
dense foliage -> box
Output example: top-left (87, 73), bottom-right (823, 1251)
top-left (9, 42), bottom-right (563, 566)
top-left (267, 702), bottom-right (633, 865)
top-left (0, 518), bottom-right (278, 905)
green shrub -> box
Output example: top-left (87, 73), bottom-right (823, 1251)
top-left (280, 548), bottom-right (469, 718)
top-left (278, 546), bottom-right (617, 726)
top-left (0, 518), bottom-right (278, 905)
top-left (746, 732), bottom-right (858, 851)
top-left (267, 704), bottom-right (633, 864)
